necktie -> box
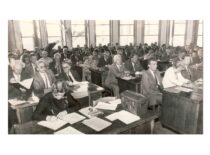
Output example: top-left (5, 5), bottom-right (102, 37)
top-left (43, 73), bottom-right (49, 88)
top-left (67, 73), bottom-right (73, 82)
top-left (132, 63), bottom-right (136, 72)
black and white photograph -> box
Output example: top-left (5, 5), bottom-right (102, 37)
top-left (0, 0), bottom-right (209, 155)
top-left (8, 20), bottom-right (203, 134)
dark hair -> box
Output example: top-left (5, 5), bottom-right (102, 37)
top-left (52, 80), bottom-right (69, 93)
top-left (148, 58), bottom-right (157, 65)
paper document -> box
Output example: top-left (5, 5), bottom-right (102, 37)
top-left (108, 99), bottom-right (121, 105)
top-left (95, 101), bottom-right (118, 111)
top-left (60, 112), bottom-right (86, 124)
top-left (96, 97), bottom-right (116, 103)
top-left (8, 99), bottom-right (26, 106)
top-left (71, 91), bottom-right (88, 99)
top-left (106, 110), bottom-right (140, 125)
top-left (79, 106), bottom-right (103, 118)
top-left (175, 86), bottom-right (193, 92)
top-left (82, 117), bottom-right (112, 132)
top-left (38, 119), bottom-right (67, 131)
top-left (19, 78), bottom-right (33, 89)
top-left (54, 126), bottom-right (84, 134)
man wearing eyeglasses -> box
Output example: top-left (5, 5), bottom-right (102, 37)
top-left (58, 62), bottom-right (81, 86)
top-left (32, 60), bottom-right (56, 98)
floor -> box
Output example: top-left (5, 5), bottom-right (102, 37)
top-left (154, 121), bottom-right (176, 134)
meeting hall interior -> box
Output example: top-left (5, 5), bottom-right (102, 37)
top-left (8, 20), bottom-right (203, 134)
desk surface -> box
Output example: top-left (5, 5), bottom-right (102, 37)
top-left (117, 77), bottom-right (141, 93)
top-left (13, 106), bottom-right (160, 134)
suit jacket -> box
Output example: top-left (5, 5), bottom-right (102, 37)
top-left (23, 63), bottom-right (36, 78)
top-left (8, 70), bottom-right (30, 99)
top-left (32, 92), bottom-right (81, 121)
top-left (32, 69), bottom-right (56, 98)
top-left (124, 59), bottom-right (143, 74)
top-left (97, 56), bottom-right (112, 68)
top-left (181, 66), bottom-right (197, 82)
top-left (58, 69), bottom-right (81, 82)
top-left (49, 61), bottom-right (63, 75)
top-left (141, 69), bottom-right (163, 97)
top-left (105, 63), bottom-right (126, 86)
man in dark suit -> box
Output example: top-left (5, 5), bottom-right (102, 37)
top-left (141, 58), bottom-right (163, 107)
top-left (32, 60), bottom-right (56, 98)
top-left (97, 50), bottom-right (112, 68)
top-left (181, 55), bottom-right (198, 82)
top-left (105, 54), bottom-right (127, 98)
top-left (32, 80), bottom-right (81, 121)
top-left (124, 53), bottom-right (143, 75)
top-left (58, 62), bottom-right (81, 84)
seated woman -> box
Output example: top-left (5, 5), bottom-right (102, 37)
top-left (162, 57), bottom-right (190, 88)
top-left (32, 80), bottom-right (81, 121)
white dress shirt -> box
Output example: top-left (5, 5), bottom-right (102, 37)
top-left (149, 69), bottom-right (160, 85)
top-left (13, 73), bottom-right (21, 83)
top-left (39, 72), bottom-right (51, 88)
top-left (68, 71), bottom-right (77, 83)
top-left (162, 67), bottom-right (188, 88)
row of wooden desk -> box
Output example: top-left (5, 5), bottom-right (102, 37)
top-left (12, 105), bottom-right (160, 134)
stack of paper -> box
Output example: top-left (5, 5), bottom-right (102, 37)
top-left (175, 86), bottom-right (193, 92)
top-left (8, 99), bottom-right (26, 106)
top-left (71, 91), bottom-right (88, 99)
top-left (54, 126), bottom-right (84, 134)
top-left (108, 99), bottom-right (121, 105)
top-left (106, 110), bottom-right (140, 125)
top-left (95, 101), bottom-right (118, 111)
top-left (97, 97), bottom-right (116, 103)
top-left (82, 117), bottom-right (112, 132)
top-left (37, 119), bottom-right (67, 131)
top-left (79, 107), bottom-right (103, 118)
top-left (60, 112), bottom-right (86, 124)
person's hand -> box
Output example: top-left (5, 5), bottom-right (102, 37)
top-left (10, 78), bottom-right (17, 83)
top-left (46, 116), bottom-right (58, 122)
top-left (57, 110), bottom-right (67, 119)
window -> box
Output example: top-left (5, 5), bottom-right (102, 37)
top-left (144, 20), bottom-right (159, 45)
top-left (19, 20), bottom-right (34, 50)
top-left (172, 20), bottom-right (186, 46)
top-left (71, 20), bottom-right (86, 47)
top-left (120, 20), bottom-right (134, 46)
top-left (46, 20), bottom-right (63, 49)
top-left (95, 20), bottom-right (110, 46)
top-left (197, 21), bottom-right (203, 47)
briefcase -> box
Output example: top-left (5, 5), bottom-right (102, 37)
top-left (120, 90), bottom-right (148, 117)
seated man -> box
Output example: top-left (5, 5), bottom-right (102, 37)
top-left (39, 50), bottom-right (53, 67)
top-left (124, 53), bottom-right (143, 75)
top-left (97, 50), bottom-right (112, 68)
top-left (162, 58), bottom-right (190, 88)
top-left (141, 58), bottom-right (163, 107)
top-left (32, 80), bottom-right (81, 121)
top-left (8, 60), bottom-right (30, 99)
top-left (22, 53), bottom-right (38, 78)
top-left (105, 54), bottom-right (126, 98)
top-left (58, 61), bottom-right (81, 85)
top-left (181, 54), bottom-right (198, 82)
top-left (33, 60), bottom-right (56, 98)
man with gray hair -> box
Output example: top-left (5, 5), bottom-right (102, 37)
top-left (105, 54), bottom-right (127, 98)
top-left (9, 60), bottom-right (29, 99)
top-left (32, 60), bottom-right (55, 98)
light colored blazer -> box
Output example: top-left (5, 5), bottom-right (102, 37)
top-left (105, 63), bottom-right (126, 86)
top-left (33, 69), bottom-right (55, 97)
